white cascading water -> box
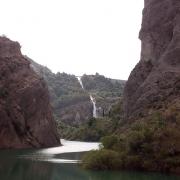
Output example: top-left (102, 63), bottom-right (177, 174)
top-left (77, 76), bottom-right (84, 89)
top-left (77, 76), bottom-right (97, 118)
top-left (89, 95), bottom-right (97, 118)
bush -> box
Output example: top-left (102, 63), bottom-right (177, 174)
top-left (125, 155), bottom-right (143, 170)
top-left (81, 149), bottom-right (122, 170)
top-left (101, 135), bottom-right (118, 150)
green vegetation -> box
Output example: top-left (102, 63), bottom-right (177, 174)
top-left (30, 59), bottom-right (90, 123)
top-left (58, 117), bottom-right (117, 141)
top-left (82, 74), bottom-right (125, 116)
top-left (101, 135), bottom-right (118, 150)
top-left (57, 99), bottom-right (124, 140)
top-left (82, 102), bottom-right (180, 173)
top-left (30, 60), bottom-right (126, 139)
top-left (82, 150), bottom-right (122, 170)
top-left (82, 73), bottom-right (125, 97)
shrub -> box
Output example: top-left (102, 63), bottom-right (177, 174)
top-left (124, 155), bottom-right (143, 170)
top-left (101, 135), bottom-right (118, 150)
top-left (81, 149), bottom-right (122, 170)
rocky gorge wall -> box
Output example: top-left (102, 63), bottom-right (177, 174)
top-left (0, 37), bottom-right (60, 148)
top-left (123, 0), bottom-right (180, 121)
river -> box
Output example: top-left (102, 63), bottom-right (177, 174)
top-left (0, 139), bottom-right (179, 180)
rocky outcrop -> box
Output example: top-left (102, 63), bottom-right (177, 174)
top-left (123, 0), bottom-right (180, 121)
top-left (0, 37), bottom-right (60, 148)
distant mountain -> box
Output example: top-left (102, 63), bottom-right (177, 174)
top-left (29, 59), bottom-right (92, 126)
top-left (29, 59), bottom-right (126, 139)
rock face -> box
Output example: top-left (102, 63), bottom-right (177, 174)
top-left (0, 37), bottom-right (60, 148)
top-left (123, 0), bottom-right (180, 120)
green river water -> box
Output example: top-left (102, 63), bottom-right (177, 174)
top-left (0, 143), bottom-right (179, 180)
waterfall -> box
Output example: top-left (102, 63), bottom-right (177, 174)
top-left (90, 95), bottom-right (97, 118)
top-left (77, 77), bottom-right (84, 89)
top-left (77, 76), bottom-right (97, 118)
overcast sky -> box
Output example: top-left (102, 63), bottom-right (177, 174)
top-left (0, 0), bottom-right (144, 80)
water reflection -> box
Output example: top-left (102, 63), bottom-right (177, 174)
top-left (0, 159), bottom-right (52, 180)
top-left (0, 151), bottom-right (179, 180)
top-left (0, 140), bottom-right (179, 180)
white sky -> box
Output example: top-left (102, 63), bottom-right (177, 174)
top-left (0, 0), bottom-right (144, 80)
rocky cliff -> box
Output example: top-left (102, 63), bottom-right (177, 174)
top-left (124, 0), bottom-right (180, 121)
top-left (0, 37), bottom-right (60, 148)
top-left (122, 0), bottom-right (180, 173)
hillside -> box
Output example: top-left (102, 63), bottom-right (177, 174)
top-left (30, 59), bottom-right (92, 126)
top-left (82, 74), bottom-right (125, 116)
top-left (29, 60), bottom-right (125, 139)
